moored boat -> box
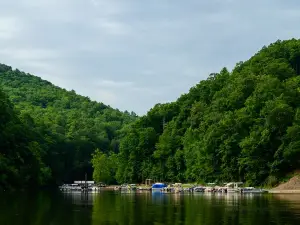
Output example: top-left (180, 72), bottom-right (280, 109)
top-left (225, 182), bottom-right (243, 193)
top-left (151, 183), bottom-right (167, 192)
top-left (241, 187), bottom-right (268, 193)
top-left (193, 186), bottom-right (205, 192)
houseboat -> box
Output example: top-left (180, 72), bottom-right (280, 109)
top-left (225, 182), bottom-right (243, 193)
top-left (59, 181), bottom-right (100, 193)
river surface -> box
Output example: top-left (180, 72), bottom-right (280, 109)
top-left (1, 190), bottom-right (300, 225)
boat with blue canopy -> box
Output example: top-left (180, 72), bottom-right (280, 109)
top-left (151, 183), bottom-right (167, 191)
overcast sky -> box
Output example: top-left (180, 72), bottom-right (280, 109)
top-left (0, 0), bottom-right (300, 115)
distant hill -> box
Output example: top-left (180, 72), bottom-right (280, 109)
top-left (0, 64), bottom-right (137, 189)
top-left (114, 39), bottom-right (300, 186)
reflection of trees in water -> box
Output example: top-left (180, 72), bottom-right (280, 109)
top-left (91, 192), bottom-right (300, 225)
top-left (0, 192), bottom-right (52, 225)
top-left (0, 191), bottom-right (93, 225)
top-left (272, 194), bottom-right (300, 216)
top-left (62, 192), bottom-right (97, 206)
top-left (274, 193), bottom-right (300, 203)
top-left (1, 192), bottom-right (300, 225)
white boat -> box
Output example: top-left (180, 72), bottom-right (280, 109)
top-left (241, 187), bottom-right (268, 193)
top-left (225, 182), bottom-right (243, 193)
top-left (120, 183), bottom-right (131, 191)
top-left (59, 182), bottom-right (100, 193)
top-left (193, 186), bottom-right (205, 192)
top-left (59, 184), bottom-right (81, 192)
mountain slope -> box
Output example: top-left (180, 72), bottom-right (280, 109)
top-left (114, 39), bottom-right (300, 186)
top-left (0, 64), bottom-right (137, 188)
top-left (0, 88), bottom-right (50, 190)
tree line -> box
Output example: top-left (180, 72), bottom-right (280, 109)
top-left (92, 39), bottom-right (300, 187)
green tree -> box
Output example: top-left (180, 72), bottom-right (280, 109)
top-left (91, 149), bottom-right (116, 184)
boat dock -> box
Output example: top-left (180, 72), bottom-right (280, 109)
top-left (111, 181), bottom-right (269, 194)
top-left (59, 180), bottom-right (101, 193)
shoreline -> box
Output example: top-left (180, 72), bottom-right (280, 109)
top-left (102, 185), bottom-right (300, 194)
top-left (268, 190), bottom-right (300, 194)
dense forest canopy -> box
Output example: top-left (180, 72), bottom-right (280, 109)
top-left (2, 39), bottom-right (300, 190)
top-left (94, 39), bottom-right (300, 187)
top-left (0, 64), bottom-right (137, 190)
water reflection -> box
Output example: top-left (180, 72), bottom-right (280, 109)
top-left (273, 194), bottom-right (300, 217)
top-left (62, 192), bottom-right (96, 206)
top-left (0, 191), bottom-right (300, 225)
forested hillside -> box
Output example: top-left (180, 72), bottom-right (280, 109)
top-left (105, 39), bottom-right (300, 186)
top-left (2, 38), bottom-right (300, 190)
top-left (0, 64), bottom-right (137, 190)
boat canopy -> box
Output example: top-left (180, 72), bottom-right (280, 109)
top-left (152, 183), bottom-right (167, 188)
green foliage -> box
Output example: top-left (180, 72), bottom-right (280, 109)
top-left (0, 88), bottom-right (46, 190)
top-left (116, 39), bottom-right (300, 186)
top-left (91, 149), bottom-right (116, 184)
top-left (3, 39), bottom-right (300, 188)
top-left (0, 65), bottom-right (136, 189)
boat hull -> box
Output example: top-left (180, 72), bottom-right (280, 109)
top-left (152, 188), bottom-right (164, 192)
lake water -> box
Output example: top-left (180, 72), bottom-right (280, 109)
top-left (1, 191), bottom-right (300, 225)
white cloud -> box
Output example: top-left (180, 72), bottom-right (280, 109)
top-left (90, 0), bottom-right (99, 6)
top-left (0, 48), bottom-right (59, 61)
top-left (1, 0), bottom-right (300, 115)
top-left (91, 18), bottom-right (132, 36)
top-left (0, 16), bottom-right (23, 39)
top-left (97, 79), bottom-right (134, 88)
top-left (94, 89), bottom-right (118, 105)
